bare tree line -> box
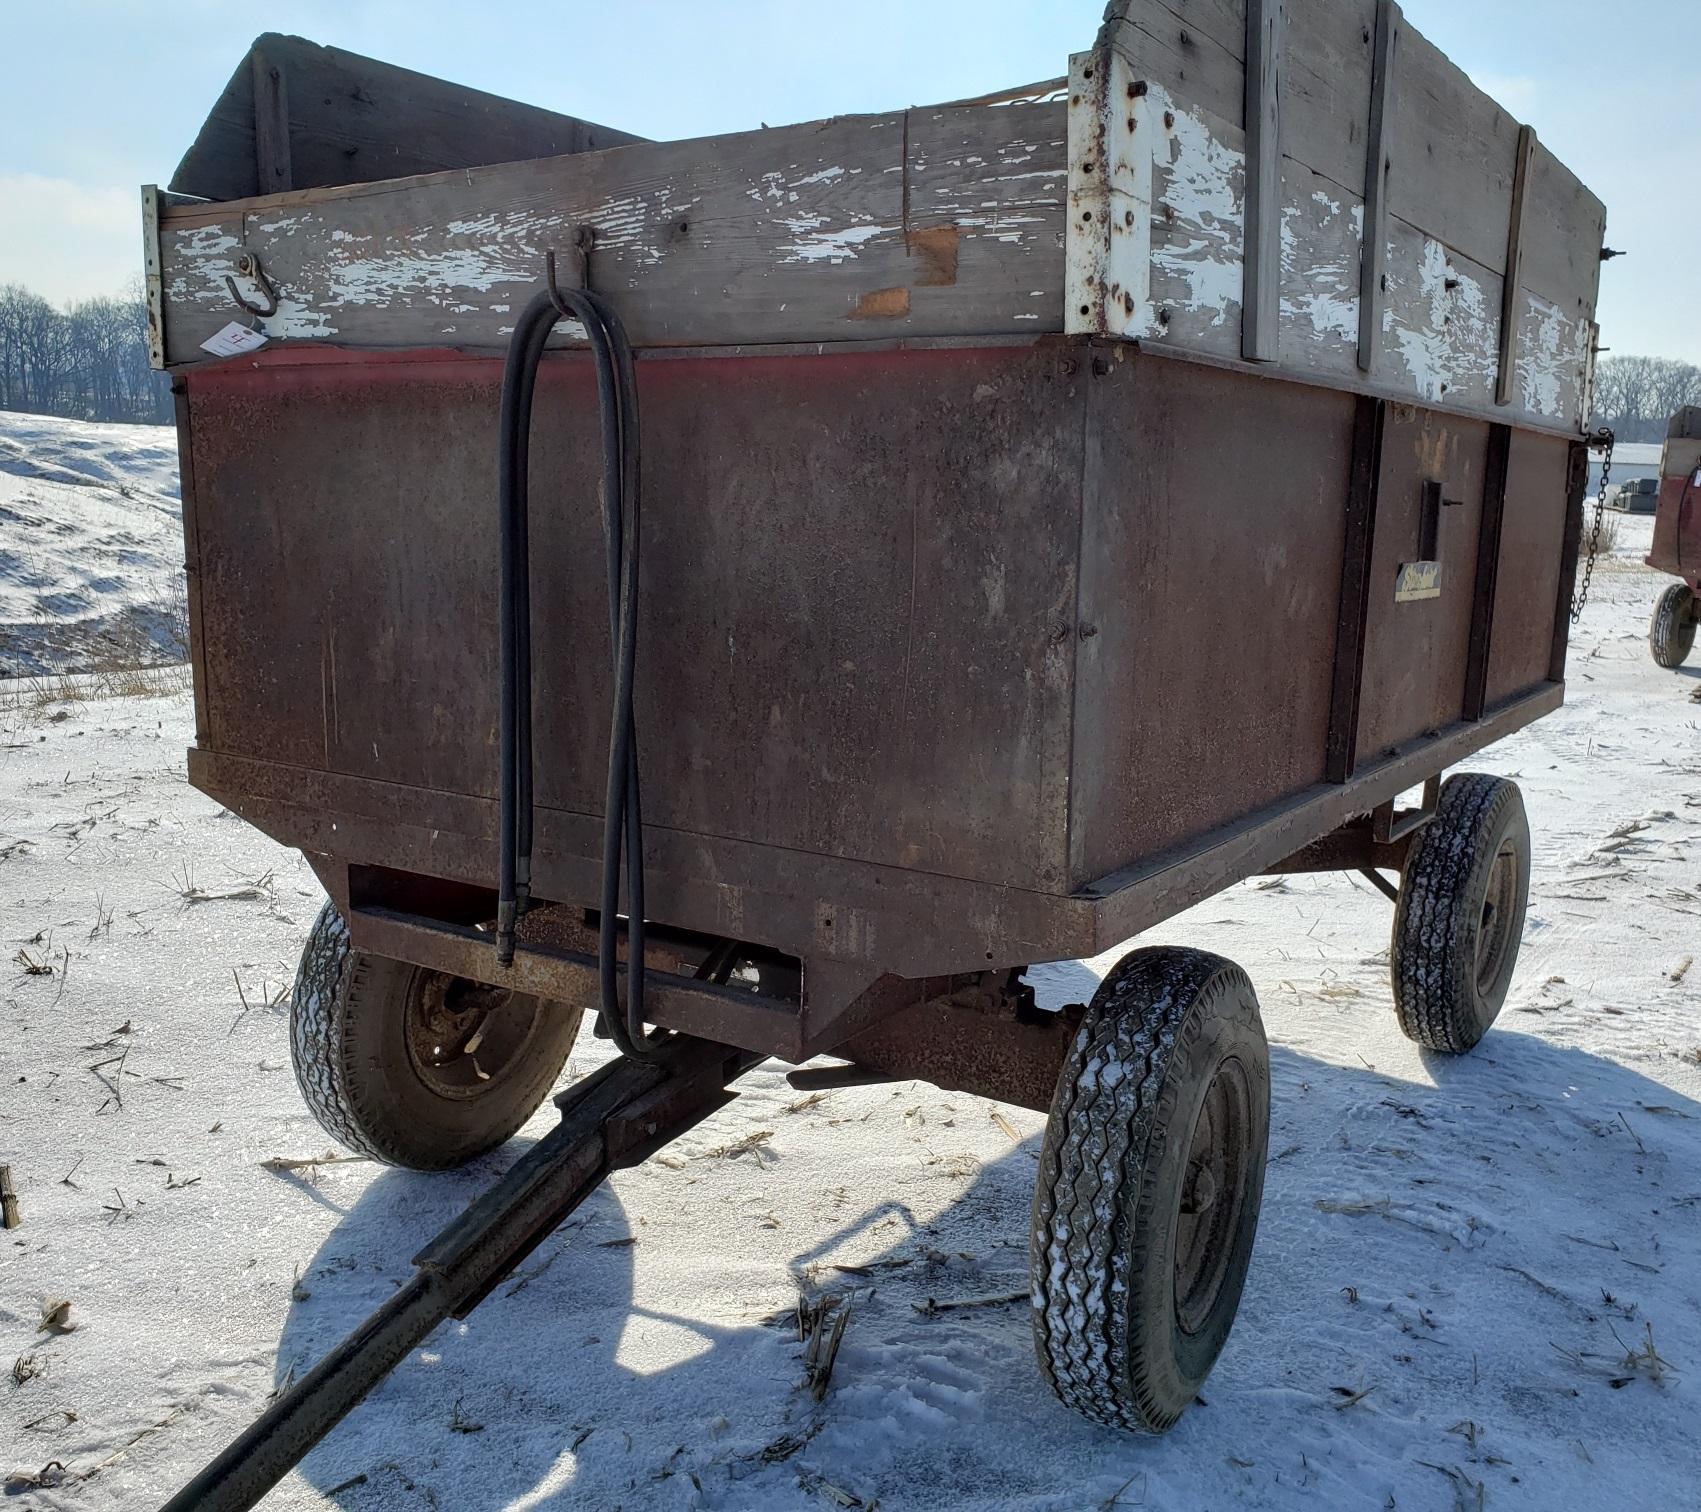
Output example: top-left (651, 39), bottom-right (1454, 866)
top-left (1592, 355), bottom-right (1701, 444)
top-left (0, 280), bottom-right (172, 425)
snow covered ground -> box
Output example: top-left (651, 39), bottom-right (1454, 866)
top-left (1, 512), bottom-right (1697, 1512)
top-left (0, 413), bottom-right (182, 679)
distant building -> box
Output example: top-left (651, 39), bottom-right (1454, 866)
top-left (1588, 441), bottom-right (1661, 499)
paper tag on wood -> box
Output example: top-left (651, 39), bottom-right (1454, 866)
top-left (200, 322), bottom-right (269, 358)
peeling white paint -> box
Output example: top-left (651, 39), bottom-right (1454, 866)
top-left (778, 220), bottom-right (888, 263)
top-left (258, 298), bottom-right (336, 340)
top-left (1519, 292), bottom-right (1586, 420)
top-left (1279, 191), bottom-right (1359, 344)
top-left (1380, 235), bottom-right (1497, 404)
top-left (176, 226), bottom-right (241, 258)
top-left (1144, 84), bottom-right (1245, 335)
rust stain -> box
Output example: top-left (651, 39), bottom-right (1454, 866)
top-left (851, 287), bottom-right (911, 319)
top-left (911, 224), bottom-right (960, 288)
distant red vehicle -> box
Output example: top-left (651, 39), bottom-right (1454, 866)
top-left (1647, 407), bottom-right (1701, 666)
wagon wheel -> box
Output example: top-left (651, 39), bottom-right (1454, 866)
top-left (289, 901), bottom-right (584, 1170)
top-left (1390, 772), bottom-right (1531, 1054)
top-left (1649, 582), bottom-right (1696, 668)
top-left (1030, 946), bottom-right (1270, 1433)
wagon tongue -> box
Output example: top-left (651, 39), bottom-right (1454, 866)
top-left (161, 1036), bottom-right (758, 1512)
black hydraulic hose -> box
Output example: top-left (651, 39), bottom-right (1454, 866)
top-left (497, 284), bottom-right (662, 1061)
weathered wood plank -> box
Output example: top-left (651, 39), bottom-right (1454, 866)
top-left (1519, 139), bottom-right (1606, 330)
top-left (1098, 0), bottom-right (1246, 125)
top-left (1066, 73), bottom-right (1585, 430)
top-left (1386, 22), bottom-right (1516, 275)
top-left (1280, 0), bottom-right (1375, 197)
top-left (1385, 215), bottom-right (1502, 412)
top-left (1276, 160), bottom-right (1359, 379)
top-left (1496, 124), bottom-right (1536, 406)
top-left (172, 33), bottom-right (645, 201)
top-left (160, 103), bottom-right (1069, 361)
top-left (1357, 0), bottom-right (1399, 374)
top-left (1241, 0), bottom-right (1283, 361)
top-left (250, 46), bottom-right (293, 195)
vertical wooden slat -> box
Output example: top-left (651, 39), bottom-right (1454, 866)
top-left (1495, 124), bottom-right (1537, 406)
top-left (251, 48), bottom-right (293, 195)
top-left (1463, 423), bottom-right (1512, 719)
top-left (1326, 395), bottom-right (1386, 782)
top-left (1357, 0), bottom-right (1400, 374)
top-left (1242, 0), bottom-right (1283, 362)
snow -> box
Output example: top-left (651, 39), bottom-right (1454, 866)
top-left (0, 413), bottom-right (182, 679)
top-left (2, 509), bottom-right (1699, 1511)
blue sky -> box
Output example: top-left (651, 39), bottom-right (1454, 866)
top-left (1, 0), bottom-right (1693, 361)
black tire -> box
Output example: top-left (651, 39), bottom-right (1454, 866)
top-left (1031, 946), bottom-right (1270, 1433)
top-left (289, 901), bottom-right (584, 1170)
top-left (1391, 773), bottom-right (1530, 1054)
top-left (1649, 582), bottom-right (1696, 668)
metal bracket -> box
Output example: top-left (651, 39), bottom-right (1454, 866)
top-left (545, 225), bottom-right (595, 311)
top-left (1371, 773), bottom-right (1438, 844)
top-left (1064, 43), bottom-right (1153, 338)
top-left (140, 185), bottom-right (166, 370)
top-left (223, 252), bottom-right (279, 318)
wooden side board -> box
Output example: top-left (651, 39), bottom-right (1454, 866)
top-left (156, 101), bottom-right (1069, 361)
top-left (172, 33), bottom-right (644, 201)
top-left (1077, 0), bottom-right (1604, 431)
top-left (151, 9), bottom-right (1602, 435)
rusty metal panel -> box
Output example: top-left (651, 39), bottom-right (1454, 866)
top-left (1483, 428), bottom-right (1570, 708)
top-left (1354, 407), bottom-right (1488, 761)
top-left (1648, 427), bottom-right (1701, 586)
top-left (1067, 351), bottom-right (1354, 885)
top-left (184, 343), bottom-right (1083, 895)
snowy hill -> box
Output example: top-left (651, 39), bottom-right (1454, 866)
top-left (0, 410), bottom-right (183, 678)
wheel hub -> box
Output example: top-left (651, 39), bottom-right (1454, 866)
top-left (403, 973), bottom-right (538, 1097)
top-left (1173, 1057), bottom-right (1254, 1336)
top-left (1475, 840), bottom-right (1520, 993)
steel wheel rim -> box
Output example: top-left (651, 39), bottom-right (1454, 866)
top-left (1475, 839), bottom-right (1520, 993)
top-left (1173, 1056), bottom-right (1254, 1336)
top-left (403, 972), bottom-right (541, 1099)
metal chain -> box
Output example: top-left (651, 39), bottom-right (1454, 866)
top-left (1571, 426), bottom-right (1615, 622)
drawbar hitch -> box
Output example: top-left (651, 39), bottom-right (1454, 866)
top-left (161, 1036), bottom-right (758, 1511)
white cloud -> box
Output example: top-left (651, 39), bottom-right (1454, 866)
top-left (0, 173), bottom-right (144, 307)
